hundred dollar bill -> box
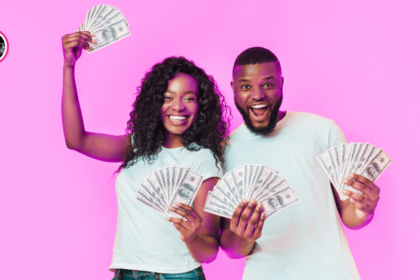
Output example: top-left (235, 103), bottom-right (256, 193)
top-left (357, 143), bottom-right (380, 175)
top-left (231, 166), bottom-right (245, 199)
top-left (360, 149), bottom-right (392, 182)
top-left (247, 165), bottom-right (261, 200)
top-left (138, 181), bottom-right (166, 212)
top-left (136, 194), bottom-right (166, 214)
top-left (334, 146), bottom-right (343, 181)
top-left (211, 188), bottom-right (236, 211)
top-left (89, 5), bottom-right (116, 31)
top-left (328, 149), bottom-right (340, 188)
top-left (153, 170), bottom-right (168, 203)
top-left (221, 173), bottom-right (241, 204)
top-left (88, 19), bottom-right (131, 53)
top-left (256, 178), bottom-right (288, 201)
top-left (248, 165), bottom-right (279, 200)
top-left (165, 169), bottom-right (203, 215)
top-left (91, 9), bottom-right (127, 32)
top-left (343, 143), bottom-right (366, 195)
top-left (146, 173), bottom-right (167, 205)
top-left (213, 180), bottom-right (238, 206)
top-left (317, 151), bottom-right (337, 186)
top-left (260, 186), bottom-right (299, 219)
top-left (204, 192), bottom-right (233, 219)
top-left (137, 189), bottom-right (166, 213)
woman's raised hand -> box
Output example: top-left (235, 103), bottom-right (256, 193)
top-left (167, 203), bottom-right (203, 244)
top-left (62, 31), bottom-right (96, 67)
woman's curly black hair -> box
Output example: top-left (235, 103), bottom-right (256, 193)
top-left (117, 56), bottom-right (231, 172)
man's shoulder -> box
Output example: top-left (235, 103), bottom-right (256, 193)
top-left (288, 111), bottom-right (335, 126)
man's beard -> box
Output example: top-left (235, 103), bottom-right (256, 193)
top-left (235, 95), bottom-right (283, 136)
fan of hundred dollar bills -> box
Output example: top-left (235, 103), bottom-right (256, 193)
top-left (77, 4), bottom-right (130, 53)
top-left (136, 165), bottom-right (204, 218)
top-left (204, 165), bottom-right (299, 219)
top-left (317, 142), bottom-right (392, 201)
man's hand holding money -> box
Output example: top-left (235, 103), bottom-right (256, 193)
top-left (220, 199), bottom-right (266, 258)
top-left (339, 173), bottom-right (380, 227)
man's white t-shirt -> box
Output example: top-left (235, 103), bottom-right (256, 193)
top-left (110, 145), bottom-right (222, 273)
top-left (224, 111), bottom-right (360, 280)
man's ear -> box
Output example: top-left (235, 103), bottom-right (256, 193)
top-left (230, 81), bottom-right (234, 92)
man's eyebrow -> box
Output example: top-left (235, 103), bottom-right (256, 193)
top-left (262, 76), bottom-right (276, 80)
top-left (239, 79), bottom-right (251, 82)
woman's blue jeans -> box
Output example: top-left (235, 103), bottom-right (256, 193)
top-left (111, 267), bottom-right (205, 280)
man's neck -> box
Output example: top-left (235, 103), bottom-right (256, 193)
top-left (277, 110), bottom-right (287, 123)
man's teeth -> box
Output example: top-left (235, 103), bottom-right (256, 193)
top-left (251, 104), bottom-right (268, 109)
top-left (169, 116), bottom-right (187, 120)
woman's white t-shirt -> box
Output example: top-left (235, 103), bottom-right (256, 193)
top-left (109, 145), bottom-right (222, 273)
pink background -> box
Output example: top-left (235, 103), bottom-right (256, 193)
top-left (1, 0), bottom-right (419, 279)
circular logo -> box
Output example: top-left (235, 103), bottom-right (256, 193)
top-left (0, 31), bottom-right (9, 62)
top-left (118, 27), bottom-right (123, 32)
top-left (239, 172), bottom-right (243, 177)
top-left (190, 176), bottom-right (195, 182)
top-left (285, 194), bottom-right (291, 199)
top-left (380, 157), bottom-right (384, 163)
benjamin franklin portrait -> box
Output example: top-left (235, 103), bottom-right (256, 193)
top-left (178, 183), bottom-right (194, 199)
top-left (102, 27), bottom-right (116, 42)
top-left (366, 162), bottom-right (380, 180)
top-left (268, 195), bottom-right (283, 210)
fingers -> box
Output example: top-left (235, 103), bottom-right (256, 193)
top-left (341, 189), bottom-right (375, 209)
top-left (350, 198), bottom-right (373, 217)
top-left (243, 203), bottom-right (264, 238)
top-left (166, 206), bottom-right (200, 225)
top-left (62, 32), bottom-right (97, 51)
top-left (230, 199), bottom-right (248, 231)
top-left (349, 173), bottom-right (380, 194)
top-left (252, 211), bottom-right (266, 240)
top-left (342, 176), bottom-right (379, 203)
top-left (236, 199), bottom-right (258, 235)
top-left (173, 203), bottom-right (203, 222)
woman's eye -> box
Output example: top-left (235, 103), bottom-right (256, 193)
top-left (184, 96), bottom-right (196, 101)
top-left (163, 96), bottom-right (172, 100)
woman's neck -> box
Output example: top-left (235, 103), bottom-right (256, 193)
top-left (163, 132), bottom-right (184, 149)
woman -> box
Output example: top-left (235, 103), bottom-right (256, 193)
top-left (61, 31), bottom-right (229, 280)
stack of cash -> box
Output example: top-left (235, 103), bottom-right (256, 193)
top-left (204, 165), bottom-right (299, 219)
top-left (317, 143), bottom-right (392, 200)
top-left (137, 165), bottom-right (204, 218)
top-left (78, 4), bottom-right (130, 53)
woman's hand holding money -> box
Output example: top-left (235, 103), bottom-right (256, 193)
top-left (166, 203), bottom-right (203, 244)
top-left (62, 32), bottom-right (96, 67)
top-left (339, 173), bottom-right (380, 228)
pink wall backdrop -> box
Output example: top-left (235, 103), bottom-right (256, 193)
top-left (1, 0), bottom-right (419, 279)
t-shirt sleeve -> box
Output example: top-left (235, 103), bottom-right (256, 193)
top-left (191, 149), bottom-right (223, 181)
top-left (328, 122), bottom-right (347, 149)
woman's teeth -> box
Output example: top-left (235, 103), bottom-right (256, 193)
top-left (251, 104), bottom-right (268, 109)
top-left (169, 116), bottom-right (187, 120)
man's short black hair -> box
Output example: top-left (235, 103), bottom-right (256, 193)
top-left (234, 47), bottom-right (279, 68)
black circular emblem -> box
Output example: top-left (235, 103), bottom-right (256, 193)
top-left (239, 172), bottom-right (243, 177)
top-left (285, 194), bottom-right (291, 199)
top-left (0, 31), bottom-right (9, 62)
top-left (119, 27), bottom-right (123, 32)
top-left (380, 158), bottom-right (384, 163)
top-left (190, 176), bottom-right (195, 182)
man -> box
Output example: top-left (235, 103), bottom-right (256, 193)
top-left (220, 47), bottom-right (380, 279)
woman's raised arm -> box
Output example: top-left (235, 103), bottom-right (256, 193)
top-left (61, 32), bottom-right (130, 162)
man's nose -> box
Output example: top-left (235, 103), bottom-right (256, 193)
top-left (250, 87), bottom-right (266, 100)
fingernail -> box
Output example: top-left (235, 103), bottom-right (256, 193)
top-left (242, 199), bottom-right (247, 203)
top-left (342, 178), bottom-right (349, 184)
top-left (350, 198), bottom-right (355, 203)
top-left (166, 218), bottom-right (170, 221)
top-left (342, 189), bottom-right (349, 194)
top-left (239, 203), bottom-right (244, 207)
top-left (92, 40), bottom-right (97, 44)
top-left (91, 33), bottom-right (96, 36)
top-left (175, 202), bottom-right (181, 206)
top-left (168, 206), bottom-right (175, 210)
top-left (349, 173), bottom-right (355, 178)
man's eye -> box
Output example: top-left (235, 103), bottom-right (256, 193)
top-left (241, 85), bottom-right (251, 89)
top-left (263, 83), bottom-right (274, 88)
